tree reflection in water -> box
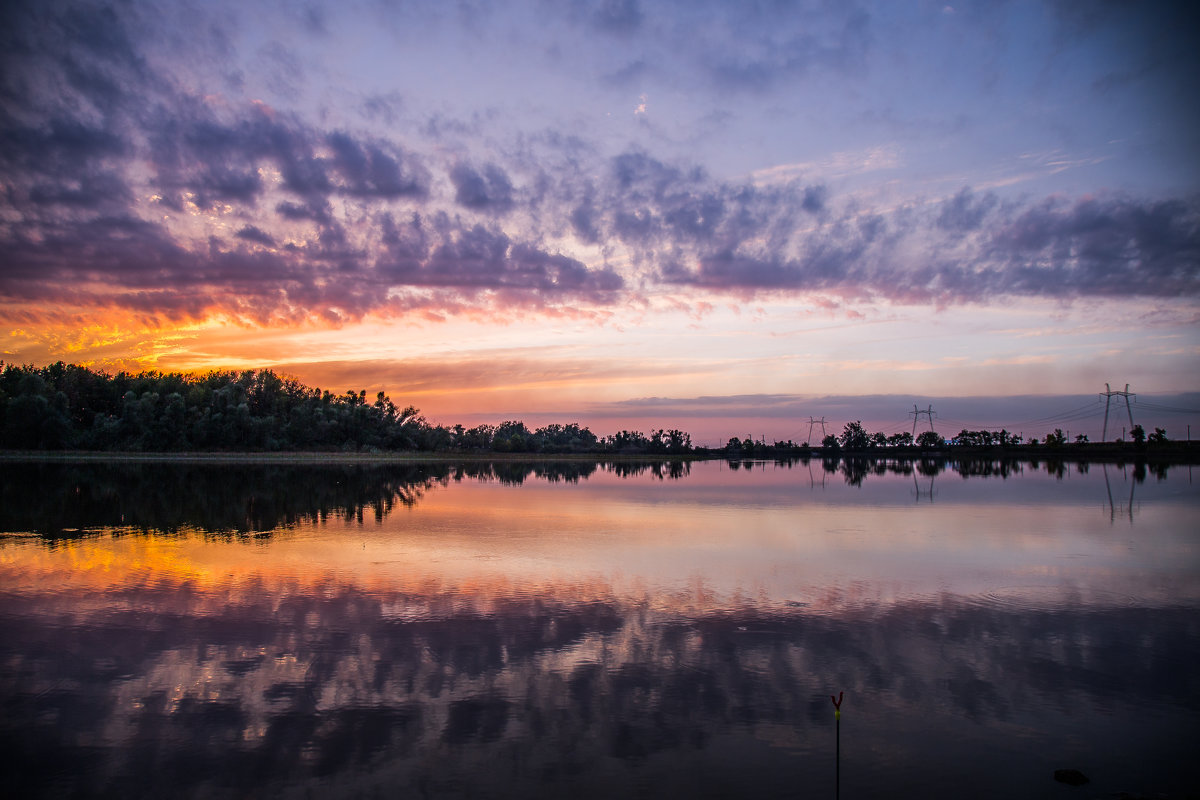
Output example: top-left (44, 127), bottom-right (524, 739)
top-left (0, 456), bottom-right (1174, 538)
top-left (0, 459), bottom-right (689, 538)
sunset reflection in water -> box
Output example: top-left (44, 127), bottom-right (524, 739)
top-left (1, 458), bottom-right (1197, 799)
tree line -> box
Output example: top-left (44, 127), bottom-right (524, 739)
top-left (729, 419), bottom-right (1173, 455)
top-left (723, 422), bottom-right (960, 454)
top-left (1, 362), bottom-right (1176, 455)
top-left (0, 362), bottom-right (694, 454)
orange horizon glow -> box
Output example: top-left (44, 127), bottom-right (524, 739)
top-left (4, 291), bottom-right (1199, 446)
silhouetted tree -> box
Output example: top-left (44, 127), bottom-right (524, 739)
top-left (536, 423), bottom-right (600, 453)
top-left (493, 420), bottom-right (532, 452)
top-left (458, 424), bottom-right (496, 450)
top-left (1131, 424), bottom-right (1146, 445)
top-left (606, 429), bottom-right (652, 454)
top-left (915, 430), bottom-right (942, 449)
top-left (839, 421), bottom-right (869, 450)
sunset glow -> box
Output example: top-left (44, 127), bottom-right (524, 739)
top-left (2, 1), bottom-right (1197, 443)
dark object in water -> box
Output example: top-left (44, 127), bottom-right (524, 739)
top-left (1053, 768), bottom-right (1090, 786)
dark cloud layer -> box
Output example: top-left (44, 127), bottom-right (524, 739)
top-left (0, 0), bottom-right (1196, 327)
top-left (450, 163), bottom-right (515, 213)
top-left (0, 2), bottom-right (623, 322)
top-left (384, 222), bottom-right (623, 296)
top-left (650, 183), bottom-right (1199, 303)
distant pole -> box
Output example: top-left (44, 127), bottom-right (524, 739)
top-left (831, 691), bottom-right (844, 799)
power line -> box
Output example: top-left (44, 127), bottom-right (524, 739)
top-left (874, 419), bottom-right (913, 436)
top-left (1134, 400), bottom-right (1200, 415)
top-left (1018, 400), bottom-right (1104, 426)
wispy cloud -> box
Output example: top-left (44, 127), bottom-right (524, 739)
top-left (750, 144), bottom-right (903, 186)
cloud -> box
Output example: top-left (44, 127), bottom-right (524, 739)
top-left (277, 353), bottom-right (657, 396)
top-left (145, 101), bottom-right (429, 211)
top-left (801, 185), bottom-right (829, 214)
top-left (275, 199), bottom-right (332, 223)
top-left (359, 91), bottom-right (405, 125)
top-left (935, 187), bottom-right (998, 232)
top-left (393, 224), bottom-right (624, 299)
top-left (234, 225), bottom-right (276, 247)
top-left (592, 0), bottom-right (643, 34)
top-left (326, 131), bottom-right (429, 198)
top-left (0, 3), bottom-right (629, 323)
top-left (1, 113), bottom-right (135, 216)
top-left (984, 195), bottom-right (1200, 298)
top-left (750, 145), bottom-right (902, 186)
top-left (450, 163), bottom-right (516, 213)
top-left (556, 0), bottom-right (874, 96)
top-left (569, 201), bottom-right (602, 243)
top-left (703, 6), bottom-right (872, 91)
top-left (603, 59), bottom-right (651, 87)
top-left (617, 167), bottom-right (1200, 303)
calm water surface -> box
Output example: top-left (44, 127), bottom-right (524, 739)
top-left (1, 458), bottom-right (1197, 798)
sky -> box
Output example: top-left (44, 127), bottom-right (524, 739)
top-left (1, 0), bottom-right (1198, 444)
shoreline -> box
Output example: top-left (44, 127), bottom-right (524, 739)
top-left (0, 450), bottom-right (709, 465)
top-left (2, 444), bottom-right (1197, 465)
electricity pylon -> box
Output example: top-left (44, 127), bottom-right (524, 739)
top-left (1100, 383), bottom-right (1135, 441)
top-left (807, 416), bottom-right (828, 444)
top-left (910, 404), bottom-right (936, 437)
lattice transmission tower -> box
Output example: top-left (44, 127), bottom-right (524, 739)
top-left (910, 405), bottom-right (936, 437)
top-left (1100, 383), bottom-right (1136, 441)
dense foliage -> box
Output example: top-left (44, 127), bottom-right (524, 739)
top-left (0, 362), bottom-right (693, 454)
top-left (2, 363), bottom-right (1177, 455)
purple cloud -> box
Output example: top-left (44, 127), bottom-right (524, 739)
top-left (450, 163), bottom-right (516, 213)
top-left (393, 224), bottom-right (623, 298)
top-left (234, 225), bottom-right (276, 247)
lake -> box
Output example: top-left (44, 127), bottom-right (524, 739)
top-left (1, 456), bottom-right (1197, 798)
